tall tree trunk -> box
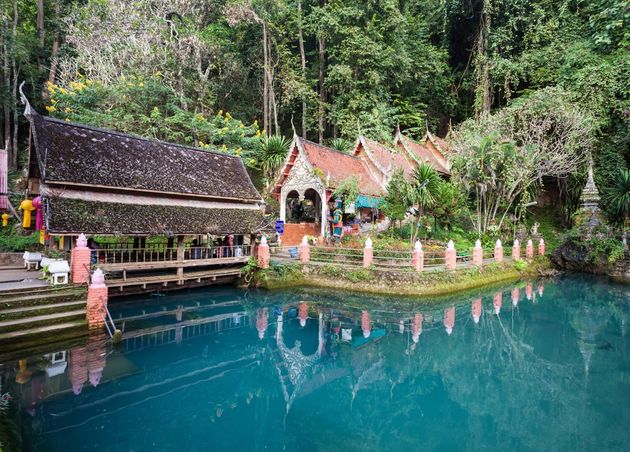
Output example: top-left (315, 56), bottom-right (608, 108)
top-left (297, 0), bottom-right (307, 138)
top-left (11, 0), bottom-right (18, 169)
top-left (45, 0), bottom-right (61, 94)
top-left (36, 0), bottom-right (44, 44)
top-left (262, 22), bottom-right (269, 136)
top-left (475, 0), bottom-right (492, 117)
top-left (2, 2), bottom-right (10, 154)
top-left (318, 34), bottom-right (325, 144)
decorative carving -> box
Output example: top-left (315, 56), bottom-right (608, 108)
top-left (283, 153), bottom-right (325, 196)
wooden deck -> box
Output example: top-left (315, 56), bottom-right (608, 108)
top-left (106, 267), bottom-right (243, 295)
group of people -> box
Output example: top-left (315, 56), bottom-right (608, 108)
top-left (190, 235), bottom-right (236, 259)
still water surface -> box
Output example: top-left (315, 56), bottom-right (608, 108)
top-left (2, 275), bottom-right (630, 451)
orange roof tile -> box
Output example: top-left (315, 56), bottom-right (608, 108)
top-left (301, 139), bottom-right (383, 196)
top-left (359, 138), bottom-right (416, 178)
top-left (398, 134), bottom-right (450, 175)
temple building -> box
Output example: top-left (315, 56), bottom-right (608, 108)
top-left (22, 104), bottom-right (264, 293)
top-left (272, 133), bottom-right (450, 245)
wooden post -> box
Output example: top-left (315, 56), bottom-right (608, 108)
top-left (445, 240), bottom-right (456, 270)
top-left (412, 240), bottom-right (424, 272)
top-left (472, 239), bottom-right (483, 266)
top-left (71, 233), bottom-right (91, 284)
top-left (512, 239), bottom-right (521, 261)
top-left (258, 236), bottom-right (270, 269)
top-left (494, 239), bottom-right (503, 263)
top-left (299, 236), bottom-right (310, 264)
top-left (363, 238), bottom-right (373, 268)
top-left (86, 268), bottom-right (108, 329)
top-left (176, 235), bottom-right (184, 280)
top-left (525, 239), bottom-right (534, 259)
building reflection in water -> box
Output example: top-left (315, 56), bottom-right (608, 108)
top-left (526, 282), bottom-right (534, 302)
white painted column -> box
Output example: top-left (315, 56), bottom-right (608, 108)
top-left (279, 187), bottom-right (287, 222)
top-left (320, 188), bottom-right (327, 237)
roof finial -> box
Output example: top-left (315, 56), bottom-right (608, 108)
top-left (290, 114), bottom-right (297, 137)
top-left (18, 81), bottom-right (35, 117)
top-left (357, 118), bottom-right (362, 138)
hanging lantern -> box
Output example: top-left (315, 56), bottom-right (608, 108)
top-left (32, 196), bottom-right (43, 231)
top-left (1, 212), bottom-right (9, 227)
top-left (20, 199), bottom-right (35, 229)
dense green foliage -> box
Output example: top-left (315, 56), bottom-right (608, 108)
top-left (1, 0), bottom-right (628, 224)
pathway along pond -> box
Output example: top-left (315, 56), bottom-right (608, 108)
top-left (2, 275), bottom-right (630, 451)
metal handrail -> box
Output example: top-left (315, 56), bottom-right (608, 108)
top-left (99, 295), bottom-right (117, 339)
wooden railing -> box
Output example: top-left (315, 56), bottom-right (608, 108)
top-left (95, 245), bottom-right (252, 265)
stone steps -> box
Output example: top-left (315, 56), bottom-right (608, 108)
top-left (0, 288), bottom-right (86, 309)
top-left (0, 319), bottom-right (88, 348)
top-left (0, 300), bottom-right (86, 321)
top-left (0, 309), bottom-right (86, 333)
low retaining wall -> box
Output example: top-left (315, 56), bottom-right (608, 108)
top-left (0, 253), bottom-right (24, 267)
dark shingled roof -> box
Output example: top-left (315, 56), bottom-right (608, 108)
top-left (45, 198), bottom-right (264, 235)
top-left (29, 113), bottom-right (261, 201)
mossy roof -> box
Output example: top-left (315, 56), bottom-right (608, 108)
top-left (28, 113), bottom-right (261, 201)
top-left (45, 198), bottom-right (264, 235)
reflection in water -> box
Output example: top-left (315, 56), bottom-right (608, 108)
top-left (493, 292), bottom-right (502, 315)
top-left (472, 298), bottom-right (482, 323)
top-left (512, 286), bottom-right (520, 306)
top-left (2, 277), bottom-right (630, 451)
top-left (361, 310), bottom-right (371, 338)
top-left (298, 302), bottom-right (308, 327)
top-left (256, 307), bottom-right (268, 340)
top-left (444, 305), bottom-right (455, 335)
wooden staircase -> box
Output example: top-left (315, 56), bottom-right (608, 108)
top-left (0, 285), bottom-right (88, 351)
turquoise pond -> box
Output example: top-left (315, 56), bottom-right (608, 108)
top-left (2, 275), bottom-right (630, 451)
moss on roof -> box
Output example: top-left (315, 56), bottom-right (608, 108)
top-left (29, 113), bottom-right (261, 201)
top-left (45, 198), bottom-right (264, 235)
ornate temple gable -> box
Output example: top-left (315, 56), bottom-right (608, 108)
top-left (282, 150), bottom-right (325, 198)
top-left (423, 131), bottom-right (450, 170)
top-left (353, 137), bottom-right (390, 178)
top-left (393, 132), bottom-right (421, 167)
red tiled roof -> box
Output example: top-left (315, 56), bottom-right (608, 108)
top-left (398, 134), bottom-right (450, 175)
top-left (359, 138), bottom-right (415, 178)
top-left (300, 139), bottom-right (384, 196)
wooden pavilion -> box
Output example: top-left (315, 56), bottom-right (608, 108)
top-left (23, 103), bottom-right (264, 294)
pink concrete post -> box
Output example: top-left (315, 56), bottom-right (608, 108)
top-left (538, 238), bottom-right (545, 256)
top-left (71, 233), bottom-right (91, 284)
top-left (472, 239), bottom-right (483, 266)
top-left (494, 239), bottom-right (503, 263)
top-left (299, 236), bottom-right (311, 264)
top-left (512, 239), bottom-right (521, 261)
top-left (445, 240), bottom-right (456, 270)
top-left (525, 239), bottom-right (534, 259)
top-left (412, 240), bottom-right (424, 272)
top-left (363, 238), bottom-right (373, 268)
top-left (257, 236), bottom-right (270, 269)
top-left (86, 268), bottom-right (108, 329)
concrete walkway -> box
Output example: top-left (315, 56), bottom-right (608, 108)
top-left (0, 266), bottom-right (49, 292)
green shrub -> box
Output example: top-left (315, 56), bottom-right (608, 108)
top-left (0, 228), bottom-right (40, 252)
top-left (513, 260), bottom-right (528, 272)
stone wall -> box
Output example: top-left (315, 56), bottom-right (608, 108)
top-left (0, 252), bottom-right (24, 266)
